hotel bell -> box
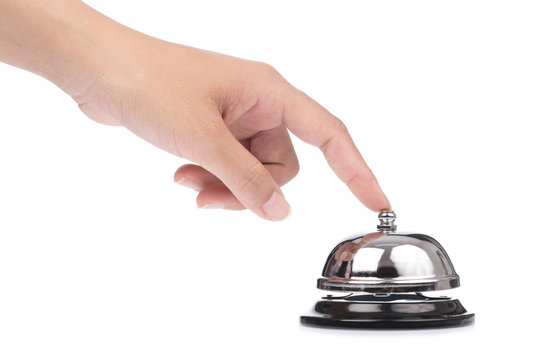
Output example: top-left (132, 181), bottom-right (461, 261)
top-left (301, 211), bottom-right (475, 329)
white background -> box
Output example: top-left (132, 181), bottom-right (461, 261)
top-left (1, 1), bottom-right (548, 358)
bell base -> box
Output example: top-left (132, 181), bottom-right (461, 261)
top-left (301, 313), bottom-right (474, 329)
top-left (300, 293), bottom-right (475, 329)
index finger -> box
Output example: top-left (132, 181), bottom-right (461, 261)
top-left (282, 89), bottom-right (391, 212)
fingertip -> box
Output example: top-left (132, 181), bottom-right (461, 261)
top-left (176, 177), bottom-right (203, 191)
top-left (381, 195), bottom-right (392, 212)
top-left (197, 203), bottom-right (245, 211)
top-left (260, 190), bottom-right (291, 221)
top-left (368, 189), bottom-right (392, 212)
top-left (174, 164), bottom-right (222, 192)
top-left (173, 164), bottom-right (195, 184)
top-left (348, 177), bottom-right (391, 213)
top-left (368, 195), bottom-right (392, 213)
top-left (196, 183), bottom-right (246, 210)
top-left (174, 163), bottom-right (195, 176)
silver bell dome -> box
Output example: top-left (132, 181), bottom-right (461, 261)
top-left (317, 211), bottom-right (460, 293)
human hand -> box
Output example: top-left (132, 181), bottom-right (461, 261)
top-left (75, 27), bottom-right (390, 221)
top-left (0, 1), bottom-right (390, 221)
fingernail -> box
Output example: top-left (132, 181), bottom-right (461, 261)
top-left (199, 203), bottom-right (225, 209)
top-left (262, 191), bottom-right (291, 220)
top-left (176, 177), bottom-right (202, 191)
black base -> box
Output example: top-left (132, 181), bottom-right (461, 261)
top-left (301, 293), bottom-right (475, 329)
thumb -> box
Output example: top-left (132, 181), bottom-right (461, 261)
top-left (198, 127), bottom-right (291, 221)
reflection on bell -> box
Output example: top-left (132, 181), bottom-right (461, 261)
top-left (301, 211), bottom-right (475, 329)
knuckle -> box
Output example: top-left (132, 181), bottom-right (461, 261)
top-left (333, 117), bottom-right (349, 135)
top-left (320, 118), bottom-right (350, 154)
top-left (289, 159), bottom-right (300, 179)
top-left (257, 61), bottom-right (280, 76)
top-left (254, 62), bottom-right (287, 89)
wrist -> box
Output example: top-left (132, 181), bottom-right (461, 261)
top-left (0, 1), bottom-right (134, 101)
top-left (39, 1), bottom-right (131, 101)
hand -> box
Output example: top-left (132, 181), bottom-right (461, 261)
top-left (76, 36), bottom-right (390, 220)
top-left (78, 42), bottom-right (390, 220)
top-left (0, 1), bottom-right (390, 221)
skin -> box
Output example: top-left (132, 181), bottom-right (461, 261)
top-left (0, 0), bottom-right (391, 221)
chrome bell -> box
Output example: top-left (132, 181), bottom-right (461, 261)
top-left (301, 211), bottom-right (475, 329)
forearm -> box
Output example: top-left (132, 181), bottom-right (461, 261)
top-left (0, 0), bottom-right (130, 99)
